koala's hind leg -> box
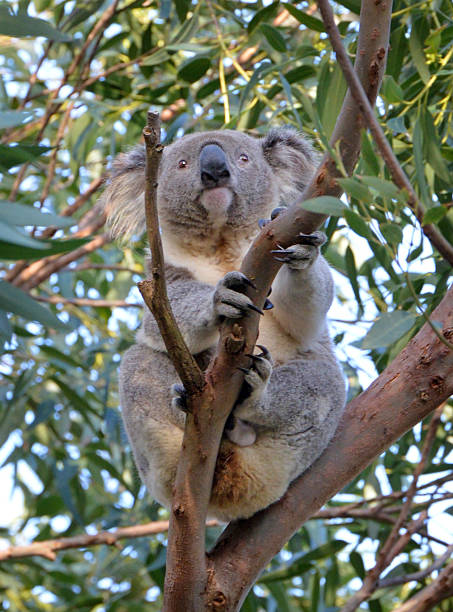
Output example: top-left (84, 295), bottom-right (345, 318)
top-left (119, 343), bottom-right (185, 508)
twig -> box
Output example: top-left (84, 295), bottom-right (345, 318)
top-left (137, 111), bottom-right (204, 395)
top-left (392, 561), bottom-right (453, 612)
top-left (378, 544), bottom-right (453, 589)
top-left (0, 520), bottom-right (219, 562)
top-left (33, 295), bottom-right (142, 308)
top-left (317, 0), bottom-right (453, 267)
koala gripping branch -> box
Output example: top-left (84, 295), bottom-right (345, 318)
top-left (138, 111), bottom-right (204, 395)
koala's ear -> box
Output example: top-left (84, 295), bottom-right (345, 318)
top-left (262, 128), bottom-right (318, 202)
top-left (99, 145), bottom-right (147, 241)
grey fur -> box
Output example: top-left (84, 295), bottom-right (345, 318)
top-left (102, 128), bottom-right (346, 522)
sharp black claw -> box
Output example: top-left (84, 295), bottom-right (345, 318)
top-left (241, 275), bottom-right (257, 290)
top-left (258, 218), bottom-right (269, 229)
top-left (296, 232), bottom-right (326, 247)
top-left (267, 287), bottom-right (272, 296)
top-left (270, 249), bottom-right (295, 256)
top-left (237, 367), bottom-right (250, 374)
top-left (247, 303), bottom-right (264, 316)
top-left (270, 206), bottom-right (286, 220)
top-left (263, 298), bottom-right (274, 310)
top-left (256, 344), bottom-right (269, 357)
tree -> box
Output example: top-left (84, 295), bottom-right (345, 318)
top-left (0, 1), bottom-right (452, 610)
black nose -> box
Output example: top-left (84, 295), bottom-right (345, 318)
top-left (200, 143), bottom-right (230, 188)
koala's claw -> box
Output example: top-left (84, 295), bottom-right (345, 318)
top-left (271, 232), bottom-right (325, 270)
top-left (263, 298), bottom-right (274, 310)
top-left (170, 383), bottom-right (189, 413)
top-left (214, 271), bottom-right (262, 320)
top-left (221, 298), bottom-right (263, 316)
top-left (296, 231), bottom-right (326, 247)
top-left (258, 206), bottom-right (287, 230)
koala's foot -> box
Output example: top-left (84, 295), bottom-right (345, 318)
top-left (224, 414), bottom-right (256, 447)
top-left (271, 231), bottom-right (326, 270)
top-left (236, 345), bottom-right (273, 408)
top-left (213, 271), bottom-right (264, 320)
top-left (170, 383), bottom-right (189, 413)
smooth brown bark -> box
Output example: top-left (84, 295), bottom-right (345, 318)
top-left (208, 286), bottom-right (453, 609)
top-left (163, 1), bottom-right (394, 610)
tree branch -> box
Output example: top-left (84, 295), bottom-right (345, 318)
top-left (0, 520), bottom-right (218, 562)
top-left (164, 1), bottom-right (395, 610)
top-left (317, 0), bottom-right (453, 266)
top-left (137, 111), bottom-right (204, 395)
top-left (208, 285), bottom-right (453, 609)
top-left (391, 561), bottom-right (453, 612)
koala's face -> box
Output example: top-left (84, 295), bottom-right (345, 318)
top-left (157, 130), bottom-right (279, 237)
top-left (104, 127), bottom-right (317, 243)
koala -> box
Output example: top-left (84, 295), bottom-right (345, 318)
top-left (101, 128), bottom-right (346, 522)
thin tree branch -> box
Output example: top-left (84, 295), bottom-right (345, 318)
top-left (317, 0), bottom-right (453, 266)
top-left (391, 561), bottom-right (453, 612)
top-left (33, 295), bottom-right (142, 308)
top-left (378, 544), bottom-right (453, 589)
top-left (137, 111), bottom-right (204, 394)
top-left (0, 520), bottom-right (218, 562)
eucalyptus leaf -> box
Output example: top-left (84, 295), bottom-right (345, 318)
top-left (362, 311), bottom-right (417, 349)
top-left (0, 201), bottom-right (73, 228)
top-left (299, 196), bottom-right (346, 216)
top-left (0, 280), bottom-right (68, 330)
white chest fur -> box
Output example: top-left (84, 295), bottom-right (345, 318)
top-left (164, 241), bottom-right (300, 365)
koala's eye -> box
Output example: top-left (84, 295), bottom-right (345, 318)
top-left (239, 153), bottom-right (249, 163)
top-left (178, 159), bottom-right (188, 169)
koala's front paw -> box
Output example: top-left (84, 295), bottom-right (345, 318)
top-left (236, 345), bottom-right (273, 408)
top-left (213, 271), bottom-right (263, 321)
top-left (271, 231), bottom-right (326, 270)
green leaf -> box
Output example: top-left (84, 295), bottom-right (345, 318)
top-left (0, 280), bottom-right (68, 330)
top-left (338, 177), bottom-right (372, 202)
top-left (0, 144), bottom-right (52, 169)
top-left (0, 236), bottom-right (87, 260)
top-left (0, 220), bottom-right (51, 249)
top-left (260, 24), bottom-right (287, 52)
top-left (345, 246), bottom-right (363, 314)
top-left (420, 109), bottom-right (451, 183)
top-left (284, 5), bottom-right (324, 31)
top-left (344, 209), bottom-right (373, 240)
top-left (248, 2), bottom-right (280, 34)
top-left (379, 222), bottom-right (403, 247)
top-left (177, 57), bottom-right (211, 83)
top-left (381, 75), bottom-right (404, 103)
top-left (350, 551), bottom-right (365, 579)
top-left (0, 110), bottom-right (34, 129)
top-left (362, 311), bottom-right (417, 349)
top-left (359, 176), bottom-right (400, 199)
top-left (422, 206), bottom-right (448, 225)
top-left (0, 201), bottom-right (73, 227)
top-left (0, 10), bottom-right (72, 42)
top-left (141, 49), bottom-right (170, 67)
top-left (299, 196), bottom-right (346, 216)
top-left (409, 19), bottom-right (430, 84)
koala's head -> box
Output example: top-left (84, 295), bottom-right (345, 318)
top-left (103, 128), bottom-right (317, 242)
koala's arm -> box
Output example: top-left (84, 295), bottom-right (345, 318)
top-left (137, 264), bottom-right (219, 354)
top-left (270, 233), bottom-right (334, 349)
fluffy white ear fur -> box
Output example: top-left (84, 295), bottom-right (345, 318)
top-left (100, 147), bottom-right (146, 240)
top-left (262, 128), bottom-right (318, 203)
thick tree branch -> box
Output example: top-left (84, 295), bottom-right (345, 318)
top-left (164, 1), bottom-right (395, 610)
top-left (208, 286), bottom-right (453, 609)
top-left (317, 0), bottom-right (453, 266)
